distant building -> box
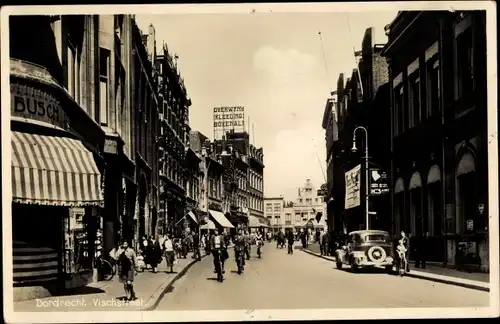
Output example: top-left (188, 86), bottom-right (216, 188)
top-left (264, 197), bottom-right (284, 230)
top-left (292, 179), bottom-right (327, 229)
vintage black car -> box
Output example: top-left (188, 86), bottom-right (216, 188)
top-left (335, 230), bottom-right (394, 272)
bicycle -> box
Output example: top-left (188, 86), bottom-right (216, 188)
top-left (234, 245), bottom-right (245, 275)
top-left (213, 249), bottom-right (224, 282)
top-left (97, 255), bottom-right (117, 281)
top-left (397, 249), bottom-right (408, 277)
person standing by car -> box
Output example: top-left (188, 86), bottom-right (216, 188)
top-left (396, 231), bottom-right (410, 273)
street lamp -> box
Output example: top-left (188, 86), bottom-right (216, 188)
top-left (351, 126), bottom-right (370, 230)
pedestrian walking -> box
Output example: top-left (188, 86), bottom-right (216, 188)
top-left (147, 236), bottom-right (162, 273)
top-left (181, 233), bottom-right (189, 259)
top-left (192, 230), bottom-right (201, 261)
top-left (140, 235), bottom-right (149, 269)
top-left (115, 240), bottom-right (138, 301)
top-left (301, 230), bottom-right (307, 249)
top-left (286, 229), bottom-right (294, 254)
top-left (163, 233), bottom-right (176, 273)
top-left (320, 229), bottom-right (328, 255)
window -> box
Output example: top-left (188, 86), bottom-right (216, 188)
top-left (394, 86), bottom-right (404, 136)
top-left (409, 73), bottom-right (421, 127)
top-left (299, 199), bottom-right (303, 203)
top-left (455, 28), bottom-right (474, 99)
top-left (427, 60), bottom-right (440, 117)
top-left (99, 48), bottom-right (110, 125)
top-left (67, 41), bottom-right (78, 99)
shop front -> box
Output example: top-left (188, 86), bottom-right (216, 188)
top-left (10, 60), bottom-right (105, 301)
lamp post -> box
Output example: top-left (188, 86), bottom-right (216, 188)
top-left (351, 126), bottom-right (370, 230)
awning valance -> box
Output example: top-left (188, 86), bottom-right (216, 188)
top-left (200, 219), bottom-right (216, 230)
top-left (209, 210), bottom-right (234, 228)
top-left (11, 131), bottom-right (103, 206)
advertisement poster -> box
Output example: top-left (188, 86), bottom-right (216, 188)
top-left (345, 165), bottom-right (361, 209)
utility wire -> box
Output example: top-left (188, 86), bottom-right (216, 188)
top-left (346, 12), bottom-right (364, 97)
top-left (318, 31), bottom-right (331, 90)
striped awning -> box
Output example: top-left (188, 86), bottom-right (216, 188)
top-left (11, 131), bottom-right (103, 206)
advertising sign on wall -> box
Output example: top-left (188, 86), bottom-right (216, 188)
top-left (345, 165), bottom-right (361, 209)
top-left (370, 169), bottom-right (389, 196)
top-left (11, 82), bottom-right (70, 130)
top-left (213, 106), bottom-right (245, 138)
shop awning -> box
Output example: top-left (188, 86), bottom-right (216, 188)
top-left (248, 215), bottom-right (261, 228)
top-left (200, 219), bottom-right (216, 230)
top-left (11, 131), bottom-right (103, 206)
top-left (187, 210), bottom-right (198, 224)
top-left (208, 210), bottom-right (234, 228)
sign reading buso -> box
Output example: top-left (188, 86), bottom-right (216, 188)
top-left (213, 106), bottom-right (245, 129)
top-left (11, 83), bottom-right (70, 130)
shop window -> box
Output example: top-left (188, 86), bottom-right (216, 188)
top-left (455, 27), bottom-right (474, 100)
top-left (99, 48), bottom-right (110, 126)
top-left (427, 59), bottom-right (441, 117)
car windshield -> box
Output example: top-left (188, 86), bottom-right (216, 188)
top-left (365, 234), bottom-right (389, 242)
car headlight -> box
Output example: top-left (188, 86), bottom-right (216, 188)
top-left (386, 256), bottom-right (393, 262)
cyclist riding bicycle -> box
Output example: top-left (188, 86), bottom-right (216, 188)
top-left (210, 229), bottom-right (227, 277)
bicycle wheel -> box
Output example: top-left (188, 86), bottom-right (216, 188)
top-left (100, 259), bottom-right (115, 281)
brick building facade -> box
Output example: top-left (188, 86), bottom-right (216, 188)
top-left (382, 11), bottom-right (489, 271)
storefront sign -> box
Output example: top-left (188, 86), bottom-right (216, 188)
top-left (345, 165), bottom-right (361, 209)
top-left (69, 207), bottom-right (85, 230)
top-left (11, 83), bottom-right (70, 130)
top-left (104, 138), bottom-right (118, 154)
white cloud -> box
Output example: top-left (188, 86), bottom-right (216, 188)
top-left (253, 46), bottom-right (318, 81)
top-left (264, 122), bottom-right (326, 200)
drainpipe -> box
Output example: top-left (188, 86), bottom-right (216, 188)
top-left (438, 17), bottom-right (448, 267)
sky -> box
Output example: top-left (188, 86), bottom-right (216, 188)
top-left (135, 11), bottom-right (398, 201)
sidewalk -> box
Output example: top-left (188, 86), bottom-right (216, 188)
top-left (302, 244), bottom-right (490, 292)
top-left (13, 252), bottom-right (208, 312)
